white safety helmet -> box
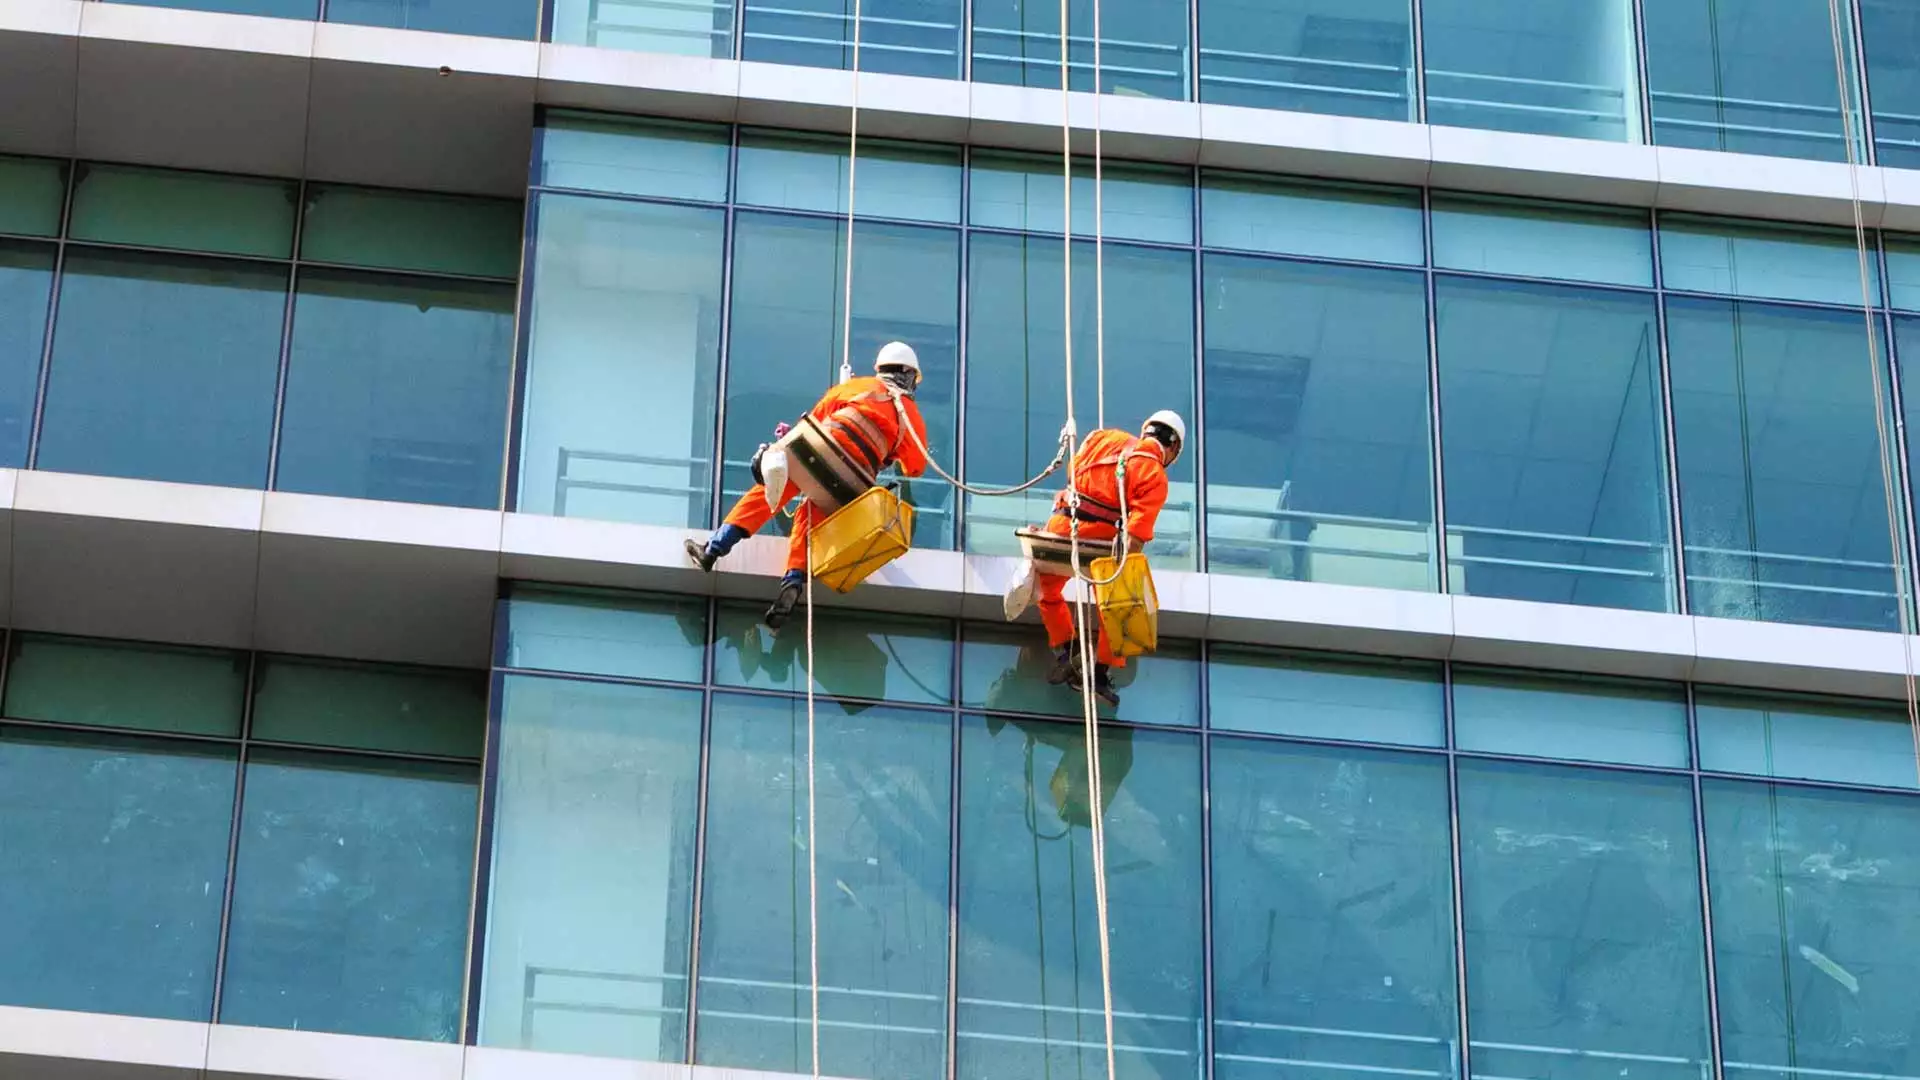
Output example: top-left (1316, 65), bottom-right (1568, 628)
top-left (1142, 409), bottom-right (1186, 465)
top-left (875, 341), bottom-right (922, 389)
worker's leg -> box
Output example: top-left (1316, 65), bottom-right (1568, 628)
top-left (689, 482), bottom-right (796, 571)
top-left (1036, 571), bottom-right (1074, 649)
top-left (764, 500), bottom-right (814, 630)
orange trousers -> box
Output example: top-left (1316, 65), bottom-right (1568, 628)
top-left (1036, 512), bottom-right (1126, 669)
top-left (723, 482), bottom-right (819, 574)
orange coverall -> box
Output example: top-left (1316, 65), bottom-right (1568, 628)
top-left (1037, 429), bottom-right (1169, 668)
top-left (723, 375), bottom-right (930, 573)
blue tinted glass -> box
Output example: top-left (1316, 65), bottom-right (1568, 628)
top-left (326, 0), bottom-right (537, 38)
top-left (1211, 737), bottom-right (1457, 1080)
top-left (1697, 690), bottom-right (1919, 790)
top-left (100, 0), bottom-right (318, 14)
top-left (0, 727), bottom-right (233, 1021)
top-left (695, 695), bottom-right (951, 1078)
top-left (0, 242), bottom-right (53, 468)
top-left (1207, 645), bottom-right (1444, 746)
top-left (40, 249), bottom-right (283, 489)
top-left (1884, 239), bottom-right (1920, 312)
top-left (1422, 0), bottom-right (1641, 141)
top-left (539, 114), bottom-right (732, 202)
top-left (481, 676), bottom-right (704, 1061)
top-left (715, 602), bottom-right (953, 705)
top-left (1667, 298), bottom-right (1903, 632)
top-left (1201, 174), bottom-right (1423, 265)
top-left (960, 623), bottom-right (1200, 726)
top-left (965, 236), bottom-right (1197, 566)
top-left (971, 0), bottom-right (1190, 100)
top-left (504, 586), bottom-right (709, 683)
top-left (721, 213), bottom-right (959, 549)
top-left (743, 0), bottom-right (961, 78)
top-left (1436, 277), bottom-right (1673, 611)
top-left (1200, 0), bottom-right (1414, 120)
top-left (1453, 668), bottom-right (1690, 767)
top-left (517, 195), bottom-right (725, 528)
top-left (1645, 0), bottom-right (1861, 161)
top-left (969, 155), bottom-right (1195, 244)
top-left (1897, 318), bottom-right (1920, 529)
top-left (277, 270), bottom-right (513, 509)
top-left (549, 0), bottom-right (733, 57)
top-left (1703, 779), bottom-right (1920, 1079)
top-left (1864, 0), bottom-right (1920, 168)
top-left (1659, 217), bottom-right (1880, 306)
top-left (1204, 254), bottom-right (1434, 589)
top-left (220, 752), bottom-right (477, 1041)
top-left (0, 156), bottom-right (65, 238)
top-left (1458, 760), bottom-right (1712, 1080)
top-left (957, 716), bottom-right (1202, 1078)
top-left (737, 132), bottom-right (962, 223)
top-left (1431, 197), bottom-right (1652, 286)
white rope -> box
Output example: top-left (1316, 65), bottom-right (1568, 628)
top-left (804, 532), bottom-right (822, 1079)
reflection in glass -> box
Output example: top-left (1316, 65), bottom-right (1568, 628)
top-left (696, 695), bottom-right (951, 1078)
top-left (549, 0), bottom-right (733, 58)
top-left (957, 715), bottom-right (1202, 1080)
top-left (1435, 277), bottom-right (1672, 611)
top-left (1863, 0), bottom-right (1920, 169)
top-left (738, 133), bottom-right (963, 223)
top-left (1199, 0), bottom-right (1414, 120)
top-left (1206, 645), bottom-right (1444, 746)
top-left (1457, 760), bottom-right (1711, 1080)
top-left (969, 155), bottom-right (1194, 245)
top-left (1659, 217), bottom-right (1879, 307)
top-left (0, 727), bottom-right (234, 1021)
top-left (4, 634), bottom-right (247, 737)
top-left (960, 623), bottom-right (1200, 726)
top-left (971, 0), bottom-right (1190, 100)
top-left (1211, 738), bottom-right (1457, 1080)
top-left (538, 114), bottom-right (733, 204)
top-left (1666, 298), bottom-right (1902, 631)
top-left (517, 195), bottom-right (725, 528)
top-left (1202, 254), bottom-right (1433, 589)
top-left (220, 752), bottom-right (478, 1041)
top-left (0, 155), bottom-right (66, 238)
top-left (1201, 175), bottom-right (1424, 265)
top-left (248, 656), bottom-right (487, 759)
top-left (503, 586), bottom-right (710, 683)
top-left (1421, 0), bottom-right (1640, 141)
top-left (0, 242), bottom-right (54, 467)
top-left (480, 676), bottom-right (703, 1061)
top-left (1696, 689), bottom-right (1919, 790)
top-left (1430, 197), bottom-right (1652, 287)
top-left (298, 185), bottom-right (524, 280)
top-left (714, 602), bottom-right (953, 705)
top-left (68, 163), bottom-right (296, 259)
top-left (744, 0), bottom-right (962, 78)
top-left (1452, 668), bottom-right (1690, 768)
top-left (966, 235), bottom-right (1196, 566)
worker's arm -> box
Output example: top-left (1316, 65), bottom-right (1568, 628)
top-left (1124, 460), bottom-right (1169, 548)
top-left (894, 399), bottom-right (930, 478)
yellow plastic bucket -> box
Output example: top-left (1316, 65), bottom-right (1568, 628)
top-left (1088, 552), bottom-right (1157, 658)
top-left (810, 486), bottom-right (915, 593)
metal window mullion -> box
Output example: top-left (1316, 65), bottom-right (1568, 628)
top-left (1190, 168), bottom-right (1207, 573)
top-left (1877, 289), bottom-right (1920, 630)
top-left (1187, 0), bottom-right (1200, 103)
top-left (499, 121), bottom-right (547, 514)
top-left (1631, 0), bottom-right (1655, 145)
top-left (25, 161), bottom-right (79, 472)
top-left (953, 144), bottom-right (972, 553)
top-left (264, 182), bottom-right (309, 492)
top-left (462, 661), bottom-right (510, 1045)
top-left (1687, 683), bottom-right (1730, 1080)
top-left (708, 129), bottom-right (744, 532)
top-left (208, 650), bottom-right (260, 1025)
top-left (1422, 188), bottom-right (1448, 594)
top-left (1443, 661), bottom-right (1473, 1080)
top-left (1409, 0), bottom-right (1428, 125)
top-left (1649, 210), bottom-right (1693, 615)
top-left (1850, 0), bottom-right (1877, 163)
top-left (1197, 640), bottom-right (1217, 1080)
top-left (684, 595), bottom-right (722, 1063)
top-left (943, 625), bottom-right (962, 1080)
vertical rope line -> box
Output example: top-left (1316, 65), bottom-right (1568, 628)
top-left (804, 533), bottom-right (821, 1079)
top-left (1092, 0), bottom-right (1105, 431)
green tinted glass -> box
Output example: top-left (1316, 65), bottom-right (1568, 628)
top-left (0, 156), bottom-right (65, 238)
top-left (301, 185), bottom-right (522, 279)
top-left (3, 634), bottom-right (247, 737)
top-left (69, 164), bottom-right (296, 258)
top-left (250, 656), bottom-right (486, 759)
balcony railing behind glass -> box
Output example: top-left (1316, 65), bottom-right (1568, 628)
top-left (1198, 48), bottom-right (1415, 121)
top-left (574, 0), bottom-right (734, 57)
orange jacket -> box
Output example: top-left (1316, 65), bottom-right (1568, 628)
top-left (1051, 428), bottom-right (1169, 547)
top-left (808, 375), bottom-right (930, 478)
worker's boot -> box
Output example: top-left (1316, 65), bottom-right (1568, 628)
top-left (764, 570), bottom-right (806, 630)
top-left (686, 523), bottom-right (749, 572)
top-left (1090, 664), bottom-right (1121, 708)
top-left (1046, 642), bottom-right (1080, 686)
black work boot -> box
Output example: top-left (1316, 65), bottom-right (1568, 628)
top-left (686, 523), bottom-right (749, 573)
top-left (1091, 664), bottom-right (1121, 708)
top-left (764, 572), bottom-right (806, 630)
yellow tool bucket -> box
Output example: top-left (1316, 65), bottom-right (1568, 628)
top-left (1088, 552), bottom-right (1157, 658)
top-left (810, 486), bottom-right (915, 593)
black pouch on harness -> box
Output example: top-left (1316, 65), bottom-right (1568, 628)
top-left (749, 442), bottom-right (770, 486)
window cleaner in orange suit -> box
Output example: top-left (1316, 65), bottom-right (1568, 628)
top-left (686, 342), bottom-right (930, 629)
top-left (1031, 411), bottom-right (1184, 708)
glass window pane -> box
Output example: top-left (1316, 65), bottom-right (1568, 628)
top-left (39, 249), bottom-right (284, 489)
top-left (1667, 297), bottom-right (1903, 632)
top-left (276, 269), bottom-right (514, 509)
top-left (744, 0), bottom-right (961, 78)
top-left (4, 634), bottom-right (246, 737)
top-left (1211, 737), bottom-right (1457, 1080)
top-left (715, 603), bottom-right (953, 705)
top-left (1201, 174), bottom-right (1424, 265)
top-left (549, 0), bottom-right (732, 58)
top-left (1200, 0), bottom-right (1414, 120)
top-left (503, 586), bottom-right (709, 683)
top-left (250, 656), bottom-right (486, 759)
top-left (1436, 277), bottom-right (1673, 611)
top-left (1421, 0), bottom-right (1641, 141)
top-left (480, 676), bottom-right (703, 1061)
top-left (1888, 239), bottom-right (1920, 312)
top-left (956, 715), bottom-right (1203, 1078)
top-left (1207, 645), bottom-right (1444, 746)
top-left (0, 155), bottom-right (65, 238)
top-left (1203, 254), bottom-right (1434, 589)
top-left (961, 622), bottom-right (1200, 726)
top-left (1864, 0), bottom-right (1920, 168)
top-left (966, 236), bottom-right (1197, 566)
top-left (1453, 668), bottom-right (1690, 767)
top-left (538, 114), bottom-right (732, 201)
top-left (325, 0), bottom-right (537, 38)
top-left (1702, 779), bottom-right (1920, 1079)
top-left (1645, 0), bottom-right (1860, 161)
top-left (1696, 689), bottom-right (1919, 789)
top-left (722, 213), bottom-right (959, 549)
top-left (517, 194), bottom-right (724, 527)
top-left (0, 726), bottom-right (234, 1021)
top-left (101, 0), bottom-right (318, 15)
top-left (969, 154), bottom-right (1195, 245)
top-left (0, 241), bottom-right (54, 467)
top-left (971, 0), bottom-right (1190, 100)
top-left (1431, 196), bottom-right (1652, 286)
top-left (695, 694), bottom-right (951, 1078)
top-left (1897, 318), bottom-right (1920, 533)
top-left (300, 186), bottom-right (523, 279)
top-left (737, 131), bottom-right (962, 223)
top-left (68, 163), bottom-right (296, 259)
top-left (1458, 759), bottom-right (1712, 1080)
top-left (219, 752), bottom-right (477, 1041)
top-left (1659, 216), bottom-right (1880, 306)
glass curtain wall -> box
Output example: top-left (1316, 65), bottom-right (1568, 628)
top-left (971, 0), bottom-right (1191, 100)
top-left (1420, 0), bottom-right (1642, 141)
top-left (1198, 0), bottom-right (1414, 119)
top-left (743, 0), bottom-right (963, 78)
top-left (1862, 0), bottom-right (1920, 168)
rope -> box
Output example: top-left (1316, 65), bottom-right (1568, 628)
top-left (1821, 0), bottom-right (1920, 779)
